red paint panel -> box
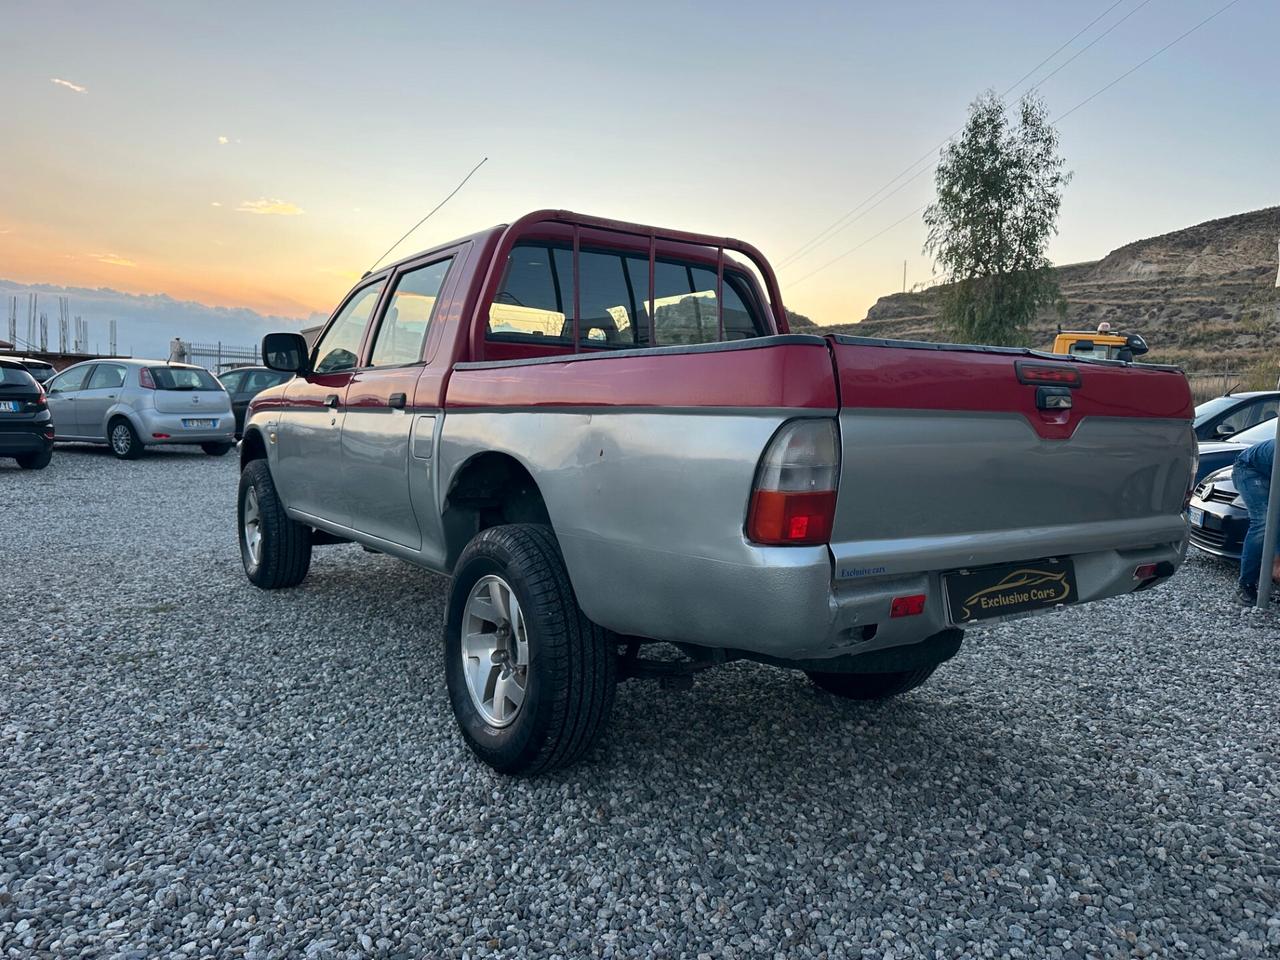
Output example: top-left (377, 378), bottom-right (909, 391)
top-left (446, 342), bottom-right (838, 410)
top-left (830, 340), bottom-right (1193, 440)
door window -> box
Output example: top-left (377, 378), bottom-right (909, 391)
top-left (86, 363), bottom-right (127, 390)
top-left (314, 282), bottom-right (385, 374)
top-left (369, 258), bottom-right (453, 367)
top-left (1218, 398), bottom-right (1279, 436)
top-left (47, 365), bottom-right (93, 394)
top-left (219, 370), bottom-right (246, 393)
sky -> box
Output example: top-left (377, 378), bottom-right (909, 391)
top-left (0, 0), bottom-right (1275, 334)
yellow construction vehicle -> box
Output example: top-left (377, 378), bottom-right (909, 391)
top-left (1051, 324), bottom-right (1148, 362)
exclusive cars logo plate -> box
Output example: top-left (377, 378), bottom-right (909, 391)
top-left (944, 558), bottom-right (1076, 624)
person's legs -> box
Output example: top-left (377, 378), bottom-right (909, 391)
top-left (1233, 462), bottom-right (1271, 591)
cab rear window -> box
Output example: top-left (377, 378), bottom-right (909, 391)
top-left (148, 367), bottom-right (221, 391)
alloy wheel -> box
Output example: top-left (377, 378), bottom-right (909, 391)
top-left (461, 574), bottom-right (529, 727)
top-left (242, 486), bottom-right (262, 567)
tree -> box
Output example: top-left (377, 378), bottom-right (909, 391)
top-left (924, 91), bottom-right (1070, 346)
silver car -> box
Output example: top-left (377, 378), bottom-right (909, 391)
top-left (45, 358), bottom-right (235, 459)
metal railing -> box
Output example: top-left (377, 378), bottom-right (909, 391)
top-left (185, 341), bottom-right (260, 373)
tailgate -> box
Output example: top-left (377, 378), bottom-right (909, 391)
top-left (826, 336), bottom-right (1195, 578)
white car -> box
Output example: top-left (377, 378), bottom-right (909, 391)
top-left (45, 359), bottom-right (235, 459)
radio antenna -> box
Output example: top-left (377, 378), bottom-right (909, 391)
top-left (364, 156), bottom-right (489, 277)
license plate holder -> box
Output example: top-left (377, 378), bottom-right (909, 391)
top-left (0, 401), bottom-right (19, 413)
top-left (1188, 507), bottom-right (1205, 527)
top-left (183, 418), bottom-right (217, 429)
top-left (944, 557), bottom-right (1076, 625)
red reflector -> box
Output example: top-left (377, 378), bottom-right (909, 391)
top-left (747, 490), bottom-right (836, 546)
top-left (890, 594), bottom-right (926, 618)
top-left (1133, 563), bottom-right (1159, 581)
top-left (152, 433), bottom-right (170, 439)
top-left (1016, 360), bottom-right (1082, 388)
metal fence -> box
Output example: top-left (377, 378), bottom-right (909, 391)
top-left (185, 341), bottom-right (260, 373)
top-left (1185, 371), bottom-right (1243, 403)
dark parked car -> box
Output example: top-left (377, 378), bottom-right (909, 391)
top-left (1188, 466), bottom-right (1248, 561)
top-left (1188, 418), bottom-right (1280, 560)
top-left (0, 358), bottom-right (54, 469)
top-left (217, 366), bottom-right (292, 438)
top-left (1, 356), bottom-right (57, 385)
top-left (1193, 391), bottom-right (1279, 441)
top-left (1195, 416), bottom-right (1279, 482)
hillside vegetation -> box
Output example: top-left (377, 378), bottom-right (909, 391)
top-left (826, 206), bottom-right (1280, 376)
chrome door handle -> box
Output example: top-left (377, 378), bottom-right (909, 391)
top-left (324, 394), bottom-right (339, 408)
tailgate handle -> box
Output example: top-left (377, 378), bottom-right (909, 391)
top-left (1036, 386), bottom-right (1073, 411)
top-left (388, 392), bottom-right (407, 409)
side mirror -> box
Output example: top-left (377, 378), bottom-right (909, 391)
top-left (1215, 423), bottom-right (1236, 439)
top-left (262, 332), bottom-right (309, 374)
top-left (1125, 333), bottom-right (1149, 356)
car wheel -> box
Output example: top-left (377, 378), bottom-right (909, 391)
top-left (806, 665), bottom-right (938, 700)
top-left (445, 524), bottom-right (617, 776)
top-left (238, 459), bottom-right (312, 589)
top-left (201, 442), bottom-right (233, 457)
top-left (108, 417), bottom-right (143, 460)
top-left (15, 449), bottom-right (52, 470)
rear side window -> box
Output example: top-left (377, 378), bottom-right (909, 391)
top-left (148, 367), bottom-right (221, 391)
top-left (486, 241), bottom-right (769, 348)
top-left (370, 258), bottom-right (453, 366)
top-left (87, 363), bottom-right (127, 389)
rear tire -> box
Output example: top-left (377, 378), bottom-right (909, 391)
top-left (238, 459), bottom-right (311, 589)
top-left (15, 449), bottom-right (52, 470)
top-left (806, 665), bottom-right (938, 700)
top-left (445, 524), bottom-right (616, 775)
top-left (108, 417), bottom-right (143, 460)
top-left (201, 442), bottom-right (233, 457)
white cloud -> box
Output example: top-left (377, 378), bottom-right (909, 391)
top-left (51, 78), bottom-right (86, 93)
top-left (210, 201), bottom-right (222, 207)
top-left (89, 253), bottom-right (136, 267)
top-left (237, 198), bottom-right (305, 216)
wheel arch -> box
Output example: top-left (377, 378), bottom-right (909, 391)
top-left (240, 425), bottom-right (269, 471)
top-left (441, 451), bottom-right (553, 571)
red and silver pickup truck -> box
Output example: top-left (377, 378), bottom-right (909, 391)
top-left (238, 210), bottom-right (1196, 775)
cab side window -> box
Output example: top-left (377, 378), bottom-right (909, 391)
top-left (47, 365), bottom-right (93, 393)
top-left (314, 282), bottom-right (385, 374)
top-left (487, 243), bottom-right (574, 343)
top-left (369, 258), bottom-right (453, 367)
top-left (86, 363), bottom-right (127, 390)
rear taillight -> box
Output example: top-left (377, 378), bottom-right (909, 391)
top-left (746, 419), bottom-right (839, 546)
top-left (139, 367), bottom-right (156, 389)
top-left (1184, 435), bottom-right (1199, 508)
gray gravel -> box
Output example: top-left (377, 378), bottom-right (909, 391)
top-left (2, 444), bottom-right (1278, 959)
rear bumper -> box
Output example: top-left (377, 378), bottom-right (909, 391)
top-left (137, 409), bottom-right (234, 444)
top-left (561, 519), bottom-right (1188, 662)
top-left (0, 419), bottom-right (55, 454)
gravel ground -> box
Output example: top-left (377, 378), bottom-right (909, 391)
top-left (1, 444), bottom-right (1278, 960)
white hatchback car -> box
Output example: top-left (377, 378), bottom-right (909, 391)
top-left (45, 359), bottom-right (235, 459)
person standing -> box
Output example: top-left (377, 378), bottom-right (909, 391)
top-left (1233, 436), bottom-right (1279, 603)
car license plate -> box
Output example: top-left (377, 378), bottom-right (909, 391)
top-left (1188, 507), bottom-right (1205, 527)
top-left (183, 418), bottom-right (217, 429)
top-left (0, 401), bottom-right (18, 413)
top-left (944, 557), bottom-right (1076, 624)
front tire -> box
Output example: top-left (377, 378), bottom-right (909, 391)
top-left (15, 448), bottom-right (52, 470)
top-left (445, 524), bottom-right (616, 776)
top-left (201, 441), bottom-right (233, 457)
top-left (108, 417), bottom-right (143, 460)
top-left (806, 665), bottom-right (938, 700)
top-left (238, 459), bottom-right (312, 589)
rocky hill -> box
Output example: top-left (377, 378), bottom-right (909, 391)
top-left (832, 206), bottom-right (1280, 373)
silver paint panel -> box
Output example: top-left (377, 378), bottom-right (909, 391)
top-left (340, 407), bottom-right (420, 549)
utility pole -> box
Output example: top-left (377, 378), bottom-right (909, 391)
top-left (903, 260), bottom-right (907, 294)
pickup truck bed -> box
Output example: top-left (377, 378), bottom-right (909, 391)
top-left (238, 209), bottom-right (1196, 775)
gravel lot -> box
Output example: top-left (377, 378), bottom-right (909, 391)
top-left (2, 444), bottom-right (1278, 960)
